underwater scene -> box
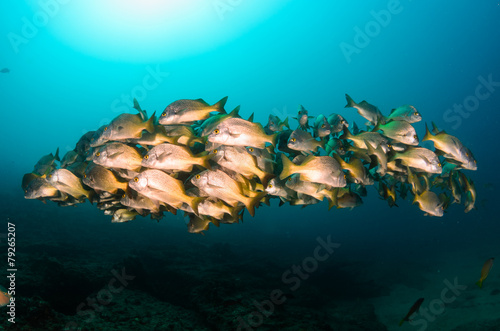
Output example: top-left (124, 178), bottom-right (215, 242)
top-left (1, 1), bottom-right (500, 330)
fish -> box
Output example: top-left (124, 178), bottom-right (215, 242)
top-left (366, 144), bottom-right (387, 176)
top-left (47, 169), bottom-right (93, 201)
top-left (423, 124), bottom-right (477, 170)
top-left (142, 143), bottom-right (211, 172)
top-left (266, 114), bottom-right (290, 133)
top-left (93, 142), bottom-right (143, 172)
top-left (390, 147), bottom-right (442, 174)
top-left (413, 190), bottom-right (444, 216)
top-left (476, 258), bottom-right (494, 288)
top-left (60, 150), bottom-right (79, 168)
top-left (211, 145), bottom-right (274, 185)
top-left (287, 129), bottom-right (324, 154)
top-left (82, 163), bottom-right (128, 194)
top-left (459, 172), bottom-right (476, 213)
top-left (406, 166), bottom-right (424, 195)
top-left (24, 177), bottom-right (63, 201)
top-left (159, 97), bottom-right (228, 125)
top-left (335, 190), bottom-right (363, 210)
top-left (294, 105), bottom-right (312, 129)
top-left (325, 138), bottom-right (346, 156)
top-left (127, 125), bottom-right (180, 146)
top-left (399, 298), bottom-right (424, 326)
top-left (285, 174), bottom-right (336, 203)
top-left (187, 214), bottom-right (213, 234)
top-left (448, 171), bottom-right (461, 204)
top-left (199, 105), bottom-right (241, 137)
top-left (327, 113), bottom-right (349, 133)
top-left (190, 169), bottom-right (265, 217)
top-left (162, 125), bottom-right (205, 147)
top-left (313, 114), bottom-right (331, 138)
top-left (112, 209), bottom-right (139, 223)
top-left (22, 172), bottom-right (42, 192)
top-left (208, 117), bottom-right (277, 149)
top-left (75, 131), bottom-right (95, 156)
top-left (246, 146), bottom-right (275, 174)
top-left (33, 148), bottom-right (60, 175)
top-left (332, 154), bottom-right (373, 186)
top-left (91, 112), bottom-right (156, 147)
top-left (375, 120), bottom-right (419, 146)
top-left (120, 188), bottom-right (161, 215)
top-left (341, 130), bottom-right (389, 153)
top-left (129, 169), bottom-right (203, 214)
top-left (344, 94), bottom-right (383, 126)
top-left (0, 68), bottom-right (9, 73)
top-left (280, 154), bottom-right (346, 187)
top-left (386, 105), bottom-right (421, 123)
top-left (265, 177), bottom-right (297, 203)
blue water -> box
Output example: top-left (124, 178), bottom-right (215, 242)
top-left (1, 1), bottom-right (500, 330)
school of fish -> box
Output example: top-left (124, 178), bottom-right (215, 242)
top-left (22, 94), bottom-right (478, 233)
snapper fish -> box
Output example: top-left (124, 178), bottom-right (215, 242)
top-left (385, 105), bottom-right (421, 123)
top-left (344, 94), bottom-right (383, 126)
top-left (208, 117), bottom-right (277, 149)
top-left (159, 97), bottom-right (228, 125)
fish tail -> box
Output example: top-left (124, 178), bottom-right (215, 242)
top-left (423, 123), bottom-right (433, 142)
top-left (54, 147), bottom-right (60, 162)
top-left (269, 132), bottom-right (279, 148)
top-left (327, 188), bottom-right (339, 210)
top-left (344, 94), bottom-right (357, 108)
top-left (145, 111), bottom-right (156, 134)
top-left (281, 116), bottom-right (290, 129)
top-left (196, 153), bottom-right (213, 170)
top-left (244, 192), bottom-right (266, 217)
top-left (258, 171), bottom-right (275, 188)
top-left (279, 154), bottom-right (296, 180)
top-left (476, 280), bottom-right (483, 288)
top-left (213, 96), bottom-right (228, 114)
top-left (190, 197), bottom-right (204, 216)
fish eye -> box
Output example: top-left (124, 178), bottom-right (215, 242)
top-left (104, 127), bottom-right (108, 131)
top-left (213, 149), bottom-right (218, 154)
top-left (96, 152), bottom-right (101, 157)
top-left (133, 177), bottom-right (139, 182)
top-left (438, 163), bottom-right (442, 167)
top-left (161, 113), bottom-right (166, 117)
top-left (267, 184), bottom-right (273, 188)
top-left (321, 124), bottom-right (326, 128)
top-left (248, 147), bottom-right (254, 152)
top-left (413, 135), bottom-right (418, 139)
top-left (287, 177), bottom-right (292, 181)
top-left (48, 174), bottom-right (52, 178)
top-left (213, 129), bottom-right (220, 134)
top-left (122, 194), bottom-right (126, 198)
top-left (290, 138), bottom-right (296, 142)
top-left (144, 155), bottom-right (149, 159)
top-left (83, 174), bottom-right (87, 178)
top-left (196, 174), bottom-right (201, 179)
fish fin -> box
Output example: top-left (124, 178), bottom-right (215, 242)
top-left (344, 94), bottom-right (356, 108)
top-left (211, 218), bottom-right (220, 227)
top-left (247, 112), bottom-right (254, 122)
top-left (196, 153), bottom-right (213, 170)
top-left (228, 105), bottom-right (241, 117)
top-left (133, 98), bottom-right (147, 121)
top-left (54, 148), bottom-right (60, 162)
top-left (190, 197), bottom-right (204, 216)
top-left (476, 280), bottom-right (483, 288)
top-left (431, 122), bottom-right (440, 135)
top-left (282, 117), bottom-right (290, 129)
top-left (144, 111), bottom-right (156, 134)
top-left (279, 154), bottom-right (295, 180)
top-left (258, 172), bottom-right (275, 188)
top-left (269, 132), bottom-right (279, 148)
top-left (398, 318), bottom-right (405, 327)
top-left (213, 96), bottom-right (228, 114)
top-left (423, 123), bottom-right (434, 142)
top-left (243, 192), bottom-right (266, 217)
